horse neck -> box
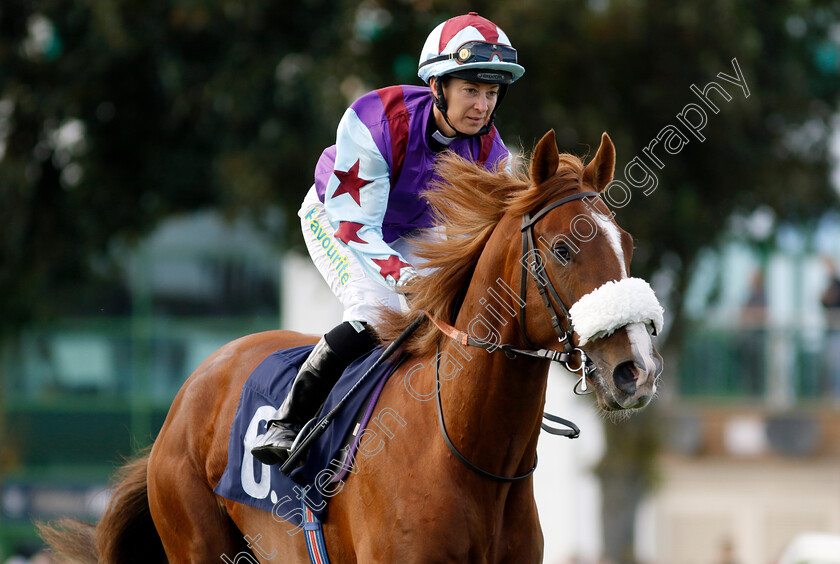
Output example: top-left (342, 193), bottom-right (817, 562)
top-left (436, 236), bottom-right (549, 479)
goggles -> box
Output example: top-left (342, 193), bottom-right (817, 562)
top-left (419, 41), bottom-right (518, 69)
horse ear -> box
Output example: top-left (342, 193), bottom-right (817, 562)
top-left (583, 132), bottom-right (615, 193)
top-left (531, 129), bottom-right (560, 187)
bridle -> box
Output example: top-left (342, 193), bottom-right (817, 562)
top-left (429, 190), bottom-right (604, 482)
top-left (518, 190), bottom-right (601, 394)
top-left (428, 190), bottom-right (600, 392)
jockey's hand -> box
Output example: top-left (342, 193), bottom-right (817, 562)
top-left (395, 267), bottom-right (417, 293)
top-left (397, 292), bottom-right (411, 313)
top-left (395, 268), bottom-right (417, 313)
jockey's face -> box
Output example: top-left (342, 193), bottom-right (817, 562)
top-left (432, 77), bottom-right (499, 137)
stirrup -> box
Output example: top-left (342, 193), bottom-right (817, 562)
top-left (251, 421), bottom-right (301, 465)
top-left (290, 418), bottom-right (318, 453)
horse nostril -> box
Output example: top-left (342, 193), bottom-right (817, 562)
top-left (613, 361), bottom-right (638, 395)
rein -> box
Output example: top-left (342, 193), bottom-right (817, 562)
top-left (426, 191), bottom-right (606, 481)
top-left (425, 314), bottom-right (573, 364)
top-left (434, 347), bottom-right (538, 483)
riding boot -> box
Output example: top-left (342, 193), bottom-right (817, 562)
top-left (251, 337), bottom-right (346, 466)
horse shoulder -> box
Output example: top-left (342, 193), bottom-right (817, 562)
top-left (324, 356), bottom-right (543, 562)
top-left (324, 357), bottom-right (478, 558)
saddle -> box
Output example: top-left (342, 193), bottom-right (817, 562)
top-left (213, 344), bottom-right (406, 528)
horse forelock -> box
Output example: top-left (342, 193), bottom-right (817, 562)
top-left (374, 149), bottom-right (587, 354)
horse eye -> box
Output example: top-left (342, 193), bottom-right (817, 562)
top-left (554, 244), bottom-right (572, 262)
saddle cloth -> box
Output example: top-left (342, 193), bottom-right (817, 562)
top-left (214, 344), bottom-right (405, 528)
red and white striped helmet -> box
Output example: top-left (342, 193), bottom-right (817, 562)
top-left (418, 12), bottom-right (525, 85)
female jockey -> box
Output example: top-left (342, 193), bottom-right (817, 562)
top-left (252, 12), bottom-right (525, 465)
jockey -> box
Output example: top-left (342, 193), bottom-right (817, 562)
top-left (252, 12), bottom-right (525, 466)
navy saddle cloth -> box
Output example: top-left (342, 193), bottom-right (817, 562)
top-left (214, 344), bottom-right (404, 528)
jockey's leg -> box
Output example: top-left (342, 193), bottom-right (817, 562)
top-left (252, 187), bottom-right (424, 466)
top-left (251, 320), bottom-right (378, 465)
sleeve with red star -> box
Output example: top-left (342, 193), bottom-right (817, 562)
top-left (323, 106), bottom-right (416, 289)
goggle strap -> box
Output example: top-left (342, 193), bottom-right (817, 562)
top-left (419, 53), bottom-right (457, 68)
top-left (419, 43), bottom-right (517, 68)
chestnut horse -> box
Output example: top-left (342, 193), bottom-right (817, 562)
top-left (40, 130), bottom-right (663, 563)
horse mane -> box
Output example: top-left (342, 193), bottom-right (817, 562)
top-left (375, 147), bottom-right (586, 355)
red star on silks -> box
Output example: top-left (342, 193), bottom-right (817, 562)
top-left (332, 160), bottom-right (372, 205)
top-left (372, 255), bottom-right (411, 281)
top-left (335, 221), bottom-right (366, 245)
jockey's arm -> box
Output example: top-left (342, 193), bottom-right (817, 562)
top-left (323, 107), bottom-right (417, 292)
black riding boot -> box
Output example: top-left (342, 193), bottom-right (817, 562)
top-left (251, 337), bottom-right (346, 466)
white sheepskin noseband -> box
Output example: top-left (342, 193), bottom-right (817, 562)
top-left (569, 277), bottom-right (664, 346)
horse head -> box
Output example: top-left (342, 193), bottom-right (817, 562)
top-left (521, 129), bottom-right (663, 412)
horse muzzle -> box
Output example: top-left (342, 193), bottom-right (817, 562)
top-left (568, 278), bottom-right (665, 411)
top-left (583, 322), bottom-right (664, 411)
top-left (608, 353), bottom-right (662, 409)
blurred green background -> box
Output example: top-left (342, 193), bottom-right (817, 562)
top-left (1, 0), bottom-right (840, 562)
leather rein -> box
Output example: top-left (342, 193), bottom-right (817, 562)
top-left (427, 190), bottom-right (600, 482)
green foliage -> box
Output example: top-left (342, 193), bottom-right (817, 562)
top-left (0, 0), bottom-right (347, 332)
top-left (1, 0), bottom-right (839, 337)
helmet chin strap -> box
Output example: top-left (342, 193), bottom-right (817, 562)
top-left (433, 78), bottom-right (507, 139)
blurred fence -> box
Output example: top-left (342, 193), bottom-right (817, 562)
top-left (2, 316), bottom-right (273, 464)
top-left (678, 319), bottom-right (840, 405)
